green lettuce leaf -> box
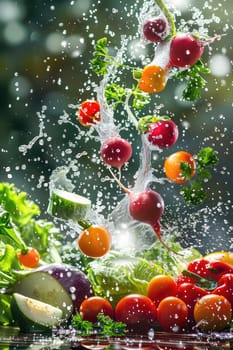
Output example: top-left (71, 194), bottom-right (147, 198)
top-left (0, 183), bottom-right (62, 263)
top-left (87, 251), bottom-right (165, 306)
top-left (0, 183), bottom-right (40, 227)
top-left (140, 237), bottom-right (202, 277)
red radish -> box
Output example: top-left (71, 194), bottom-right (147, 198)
top-left (147, 119), bottom-right (178, 148)
top-left (128, 189), bottom-right (170, 249)
top-left (143, 17), bottom-right (168, 43)
top-left (169, 33), bottom-right (204, 68)
top-left (108, 172), bottom-right (176, 252)
top-left (100, 136), bottom-right (132, 170)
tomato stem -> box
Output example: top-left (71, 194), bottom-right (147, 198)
top-left (20, 247), bottom-right (29, 255)
top-left (78, 220), bottom-right (92, 230)
top-left (154, 0), bottom-right (176, 38)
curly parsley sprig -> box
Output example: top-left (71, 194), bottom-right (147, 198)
top-left (91, 38), bottom-right (151, 116)
top-left (71, 313), bottom-right (126, 337)
top-left (173, 60), bottom-right (211, 101)
top-left (91, 37), bottom-right (136, 77)
top-left (180, 147), bottom-right (219, 205)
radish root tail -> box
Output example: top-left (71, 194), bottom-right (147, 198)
top-left (152, 222), bottom-right (183, 255)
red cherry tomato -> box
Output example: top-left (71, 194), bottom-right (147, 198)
top-left (79, 296), bottom-right (114, 323)
top-left (157, 296), bottom-right (188, 332)
top-left (115, 294), bottom-right (156, 333)
top-left (17, 247), bottom-right (40, 268)
top-left (77, 100), bottom-right (100, 127)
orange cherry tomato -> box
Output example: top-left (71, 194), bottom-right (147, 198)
top-left (138, 65), bottom-right (167, 93)
top-left (193, 294), bottom-right (232, 332)
top-left (157, 296), bottom-right (188, 332)
top-left (79, 296), bottom-right (114, 323)
top-left (77, 100), bottom-right (100, 127)
top-left (77, 225), bottom-right (111, 258)
top-left (164, 151), bottom-right (196, 184)
top-left (17, 247), bottom-right (40, 268)
top-left (147, 275), bottom-right (177, 307)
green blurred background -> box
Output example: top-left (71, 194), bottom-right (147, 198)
top-left (0, 0), bottom-right (232, 251)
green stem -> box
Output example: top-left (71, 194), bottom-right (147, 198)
top-left (125, 94), bottom-right (139, 128)
top-left (77, 220), bottom-right (92, 230)
top-left (155, 0), bottom-right (176, 37)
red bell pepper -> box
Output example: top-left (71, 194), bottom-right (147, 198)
top-left (187, 258), bottom-right (219, 281)
top-left (177, 282), bottom-right (208, 325)
top-left (207, 261), bottom-right (233, 280)
top-left (213, 273), bottom-right (233, 308)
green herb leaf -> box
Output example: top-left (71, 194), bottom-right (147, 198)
top-left (105, 83), bottom-right (127, 107)
top-left (196, 147), bottom-right (219, 169)
top-left (180, 161), bottom-right (193, 180)
top-left (174, 60), bottom-right (211, 101)
top-left (71, 313), bottom-right (126, 337)
top-left (91, 37), bottom-right (111, 76)
top-left (96, 313), bottom-right (126, 337)
top-left (71, 313), bottom-right (93, 335)
top-left (198, 169), bottom-right (212, 180)
top-left (132, 89), bottom-right (151, 110)
top-left (181, 181), bottom-right (207, 206)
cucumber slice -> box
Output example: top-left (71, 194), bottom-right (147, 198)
top-left (47, 188), bottom-right (91, 222)
top-left (13, 271), bottom-right (73, 319)
top-left (11, 293), bottom-right (62, 333)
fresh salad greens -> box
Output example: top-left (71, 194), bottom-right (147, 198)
top-left (0, 182), bottom-right (203, 332)
top-left (0, 183), bottom-right (62, 264)
top-left (86, 242), bottom-right (201, 306)
top-left (0, 182), bottom-right (62, 326)
top-left (71, 313), bottom-right (126, 337)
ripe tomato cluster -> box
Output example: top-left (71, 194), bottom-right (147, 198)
top-left (79, 257), bottom-right (233, 334)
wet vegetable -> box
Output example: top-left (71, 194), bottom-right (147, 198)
top-left (157, 296), bottom-right (188, 332)
top-left (169, 34), bottom-right (204, 68)
top-left (47, 188), bottom-right (91, 223)
top-left (100, 136), bottom-right (133, 170)
top-left (143, 17), bottom-right (168, 43)
top-left (13, 270), bottom-right (73, 319)
top-left (87, 251), bottom-right (166, 306)
top-left (193, 294), bottom-right (232, 332)
top-left (138, 65), bottom-right (167, 93)
top-left (115, 294), bottom-right (157, 332)
top-left (11, 293), bottom-right (62, 333)
top-left (147, 119), bottom-right (179, 148)
top-left (78, 225), bottom-right (112, 258)
top-left (77, 100), bottom-right (101, 127)
top-left (79, 296), bottom-right (114, 323)
top-left (147, 275), bottom-right (177, 307)
top-left (164, 151), bottom-right (196, 184)
top-left (17, 247), bottom-right (40, 268)
top-left (36, 263), bottom-right (93, 314)
top-left (71, 313), bottom-right (126, 337)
